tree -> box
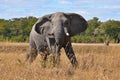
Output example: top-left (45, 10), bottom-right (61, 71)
top-left (0, 16), bottom-right (37, 42)
top-left (76, 17), bottom-right (102, 43)
top-left (86, 17), bottom-right (101, 36)
top-left (95, 20), bottom-right (120, 43)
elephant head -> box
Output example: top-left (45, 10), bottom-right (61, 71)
top-left (34, 12), bottom-right (88, 45)
top-left (28, 12), bottom-right (88, 67)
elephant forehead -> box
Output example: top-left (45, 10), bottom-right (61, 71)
top-left (54, 12), bottom-right (64, 16)
top-left (53, 12), bottom-right (66, 19)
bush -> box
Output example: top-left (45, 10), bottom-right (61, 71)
top-left (71, 35), bottom-right (105, 43)
top-left (0, 35), bottom-right (5, 41)
top-left (71, 35), bottom-right (81, 43)
top-left (10, 36), bottom-right (26, 42)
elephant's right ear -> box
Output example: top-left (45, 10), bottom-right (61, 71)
top-left (34, 14), bottom-right (53, 34)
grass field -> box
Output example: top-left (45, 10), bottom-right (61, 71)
top-left (0, 42), bottom-right (120, 80)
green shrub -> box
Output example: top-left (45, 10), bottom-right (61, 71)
top-left (10, 36), bottom-right (26, 42)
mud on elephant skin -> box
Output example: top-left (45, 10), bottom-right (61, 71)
top-left (26, 12), bottom-right (88, 68)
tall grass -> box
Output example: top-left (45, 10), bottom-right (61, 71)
top-left (0, 43), bottom-right (120, 80)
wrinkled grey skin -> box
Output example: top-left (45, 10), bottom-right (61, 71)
top-left (26, 12), bottom-right (88, 67)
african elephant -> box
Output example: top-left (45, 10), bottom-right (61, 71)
top-left (26, 12), bottom-right (88, 67)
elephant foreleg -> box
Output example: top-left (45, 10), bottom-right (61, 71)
top-left (64, 42), bottom-right (78, 68)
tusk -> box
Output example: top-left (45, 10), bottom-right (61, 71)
top-left (46, 37), bottom-right (51, 50)
top-left (64, 27), bottom-right (69, 36)
top-left (66, 33), bottom-right (70, 36)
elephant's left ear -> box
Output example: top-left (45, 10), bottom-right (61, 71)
top-left (67, 13), bottom-right (88, 36)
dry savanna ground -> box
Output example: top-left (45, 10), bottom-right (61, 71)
top-left (0, 42), bottom-right (120, 80)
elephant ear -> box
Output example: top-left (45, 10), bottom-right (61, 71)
top-left (34, 14), bottom-right (53, 34)
top-left (67, 13), bottom-right (88, 36)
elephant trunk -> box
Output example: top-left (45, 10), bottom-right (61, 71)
top-left (53, 27), bottom-right (69, 45)
top-left (54, 32), bottom-right (65, 45)
top-left (53, 26), bottom-right (69, 38)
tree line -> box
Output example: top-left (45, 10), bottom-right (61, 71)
top-left (0, 16), bottom-right (120, 43)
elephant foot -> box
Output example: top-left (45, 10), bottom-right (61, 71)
top-left (72, 61), bottom-right (78, 69)
top-left (41, 59), bottom-right (47, 68)
top-left (40, 54), bottom-right (48, 68)
top-left (48, 54), bottom-right (60, 67)
top-left (26, 48), bottom-right (38, 63)
top-left (70, 57), bottom-right (78, 68)
top-left (54, 53), bottom-right (61, 67)
top-left (26, 53), bottom-right (37, 63)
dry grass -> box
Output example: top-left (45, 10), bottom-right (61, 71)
top-left (0, 42), bottom-right (120, 80)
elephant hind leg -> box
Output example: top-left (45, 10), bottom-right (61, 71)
top-left (26, 48), bottom-right (38, 63)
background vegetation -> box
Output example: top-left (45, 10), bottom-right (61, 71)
top-left (0, 16), bottom-right (120, 43)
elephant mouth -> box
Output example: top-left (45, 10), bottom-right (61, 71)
top-left (47, 33), bottom-right (55, 38)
